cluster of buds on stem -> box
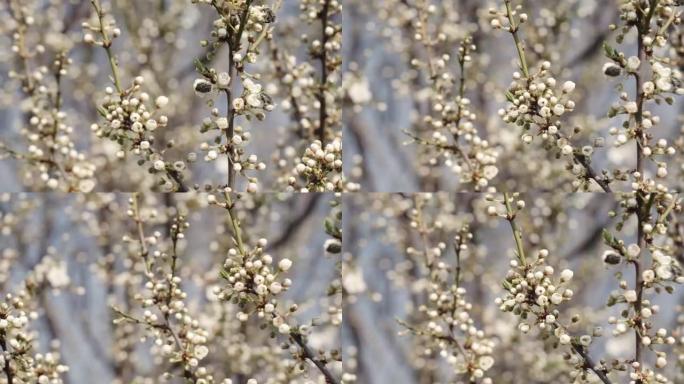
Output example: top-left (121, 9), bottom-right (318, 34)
top-left (490, 1), bottom-right (613, 192)
top-left (191, 0), bottom-right (279, 191)
top-left (0, 270), bottom-right (69, 383)
top-left (287, 137), bottom-right (344, 192)
top-left (489, 193), bottom-right (613, 382)
top-left (114, 196), bottom-right (213, 381)
top-left (208, 194), bottom-right (294, 335)
top-left (2, 2), bottom-right (95, 192)
top-left (84, 1), bottom-right (187, 191)
top-left (405, 3), bottom-right (500, 190)
top-left (399, 218), bottom-right (495, 383)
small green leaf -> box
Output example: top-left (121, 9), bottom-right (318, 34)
top-left (219, 269), bottom-right (230, 280)
top-left (603, 42), bottom-right (620, 61)
top-left (607, 106), bottom-right (617, 118)
top-left (602, 229), bottom-right (613, 245)
top-left (96, 105), bottom-right (108, 118)
top-left (324, 218), bottom-right (335, 236)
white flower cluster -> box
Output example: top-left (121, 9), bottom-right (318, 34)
top-left (84, 2), bottom-right (186, 191)
top-left (422, 283), bottom-right (495, 382)
top-left (199, 113), bottom-right (267, 194)
top-left (91, 77), bottom-right (168, 148)
top-left (343, 72), bottom-right (372, 106)
top-left (89, 77), bottom-right (185, 189)
top-left (399, 200), bottom-right (495, 384)
top-left (114, 200), bottom-right (216, 381)
top-left (489, 2), bottom-right (615, 192)
top-left (233, 78), bottom-right (274, 117)
top-left (400, 224), bottom-right (495, 383)
top-left (269, 0), bottom-right (342, 192)
top-left (133, 274), bottom-right (213, 379)
top-left (271, 53), bottom-right (319, 137)
top-left (192, 0), bottom-right (278, 191)
top-left (3, 10), bottom-right (95, 192)
top-left (402, 6), bottom-right (500, 191)
top-left (499, 61), bottom-right (577, 148)
top-left (0, 281), bottom-right (69, 383)
top-left (206, 192), bottom-right (340, 382)
top-left (288, 137), bottom-right (344, 192)
top-left (439, 97), bottom-right (500, 189)
top-left (214, 234), bottom-right (293, 331)
top-left (488, 193), bottom-right (614, 381)
top-left (496, 248), bottom-right (576, 335)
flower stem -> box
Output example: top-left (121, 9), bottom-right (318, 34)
top-left (317, 0), bottom-right (331, 143)
top-left (632, 2), bottom-right (659, 377)
top-left (503, 193), bottom-right (526, 266)
top-left (131, 193), bottom-right (151, 275)
top-left (504, 0), bottom-right (529, 78)
top-left (91, 0), bottom-right (123, 95)
top-left (223, 192), bottom-right (246, 255)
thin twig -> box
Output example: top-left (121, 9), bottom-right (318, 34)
top-left (131, 193), bottom-right (150, 274)
top-left (503, 193), bottom-right (526, 266)
top-left (504, 0), bottom-right (529, 78)
top-left (91, 0), bottom-right (123, 94)
top-left (223, 192), bottom-right (246, 255)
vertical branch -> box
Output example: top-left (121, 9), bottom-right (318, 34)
top-left (6, 1), bottom-right (35, 93)
top-left (504, 0), bottom-right (529, 78)
top-left (453, 226), bottom-right (468, 288)
top-left (0, 334), bottom-right (13, 384)
top-left (91, 0), bottom-right (123, 95)
top-left (47, 53), bottom-right (66, 183)
top-left (503, 193), bottom-right (527, 266)
top-left (225, 88), bottom-right (235, 189)
top-left (221, 0), bottom-right (253, 189)
top-left (632, 1), bottom-right (658, 376)
top-left (164, 213), bottom-right (182, 321)
top-left (317, 0), bottom-right (331, 143)
top-left (222, 192), bottom-right (246, 255)
top-left (131, 193), bottom-right (150, 274)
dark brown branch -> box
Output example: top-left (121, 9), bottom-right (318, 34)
top-left (291, 332), bottom-right (339, 384)
top-left (574, 153), bottom-right (612, 192)
top-left (317, 0), bottom-right (331, 143)
top-left (570, 342), bottom-right (613, 384)
top-left (0, 333), bottom-right (13, 384)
